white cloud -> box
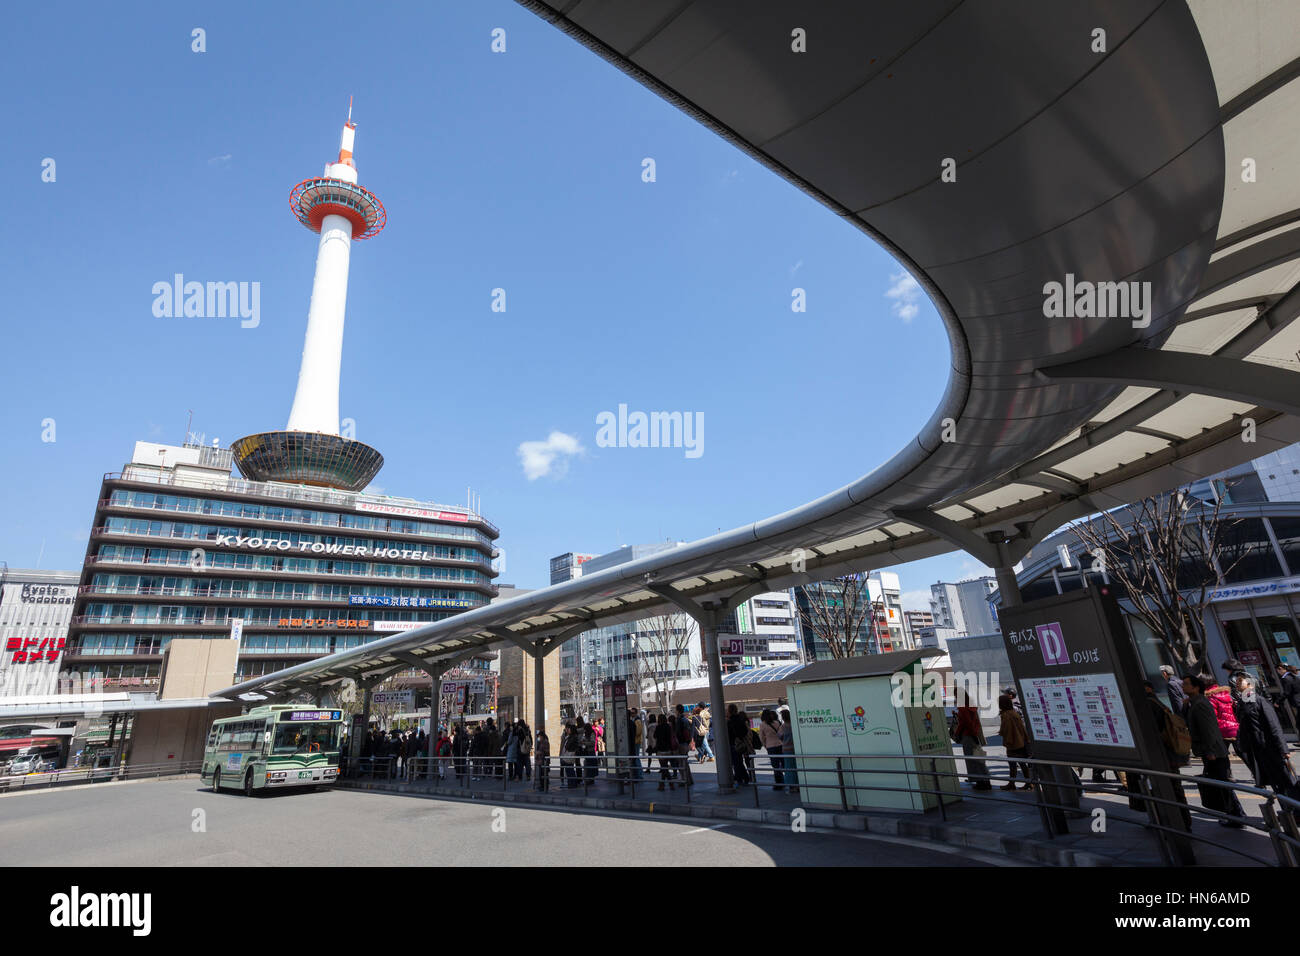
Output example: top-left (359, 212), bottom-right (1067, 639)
top-left (207, 154), bottom-right (232, 167)
top-left (517, 431), bottom-right (583, 481)
top-left (790, 259), bottom-right (804, 276)
top-left (885, 270), bottom-right (921, 322)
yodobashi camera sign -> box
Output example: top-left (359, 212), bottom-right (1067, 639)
top-left (998, 587), bottom-right (1154, 768)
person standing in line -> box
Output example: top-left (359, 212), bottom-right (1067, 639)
top-left (759, 708), bottom-right (785, 791)
top-left (673, 704), bottom-right (695, 787)
top-left (485, 718), bottom-right (503, 779)
top-left (534, 729), bottom-right (551, 791)
top-left (560, 722), bottom-right (577, 788)
top-left (1184, 675), bottom-right (1247, 827)
top-left (434, 726), bottom-right (451, 780)
top-left (692, 704), bottom-right (713, 763)
top-left (727, 704), bottom-right (752, 787)
top-left (505, 720), bottom-right (522, 780)
top-left (955, 692), bottom-right (991, 791)
top-left (1233, 674), bottom-right (1298, 799)
top-left (452, 723), bottom-right (468, 782)
top-left (1160, 665), bottom-right (1187, 717)
top-left (518, 720), bottom-right (533, 781)
top-left (593, 717), bottom-right (605, 757)
top-left (997, 694), bottom-right (1032, 790)
top-left (653, 713), bottom-right (676, 791)
top-left (778, 708), bottom-right (799, 795)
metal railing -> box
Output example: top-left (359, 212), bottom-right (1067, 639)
top-left (0, 759), bottom-right (202, 793)
top-left (343, 747), bottom-right (1300, 867)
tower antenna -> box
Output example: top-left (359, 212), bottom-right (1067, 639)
top-left (348, 95), bottom-right (353, 123)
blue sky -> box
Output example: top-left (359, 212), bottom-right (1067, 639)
top-left (0, 1), bottom-right (993, 607)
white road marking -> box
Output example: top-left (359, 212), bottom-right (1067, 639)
top-left (681, 823), bottom-right (731, 835)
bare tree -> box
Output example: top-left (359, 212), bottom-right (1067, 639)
top-left (564, 661), bottom-right (599, 719)
top-left (637, 612), bottom-right (696, 715)
top-left (798, 574), bottom-right (876, 659)
top-left (1068, 489), bottom-right (1244, 673)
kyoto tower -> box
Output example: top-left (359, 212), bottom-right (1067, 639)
top-left (232, 102), bottom-right (387, 491)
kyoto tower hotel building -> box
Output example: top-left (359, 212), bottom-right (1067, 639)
top-left (65, 112), bottom-right (500, 697)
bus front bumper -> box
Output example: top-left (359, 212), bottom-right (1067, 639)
top-left (265, 768), bottom-right (338, 787)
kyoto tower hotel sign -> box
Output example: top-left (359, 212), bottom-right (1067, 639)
top-left (231, 103), bottom-right (388, 491)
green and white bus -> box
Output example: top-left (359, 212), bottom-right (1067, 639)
top-left (201, 705), bottom-right (344, 796)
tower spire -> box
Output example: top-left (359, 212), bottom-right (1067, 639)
top-left (230, 109), bottom-right (387, 491)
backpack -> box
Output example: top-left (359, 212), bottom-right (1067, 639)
top-left (678, 716), bottom-right (693, 748)
top-left (1155, 701), bottom-right (1192, 765)
top-left (691, 713), bottom-right (704, 736)
top-left (749, 727), bottom-right (761, 751)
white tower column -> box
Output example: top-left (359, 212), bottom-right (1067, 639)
top-left (286, 211), bottom-right (354, 435)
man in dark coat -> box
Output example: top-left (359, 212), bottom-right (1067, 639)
top-left (1233, 675), bottom-right (1297, 798)
top-left (484, 719), bottom-right (502, 778)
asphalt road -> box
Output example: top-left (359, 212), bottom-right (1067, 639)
top-left (0, 777), bottom-right (1004, 866)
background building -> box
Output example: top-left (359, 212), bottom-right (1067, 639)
top-left (929, 577), bottom-right (998, 639)
top-left (0, 567), bottom-right (78, 698)
top-left (66, 439), bottom-right (500, 702)
top-left (548, 552), bottom-right (596, 586)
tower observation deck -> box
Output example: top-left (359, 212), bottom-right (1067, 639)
top-left (232, 103), bottom-right (387, 492)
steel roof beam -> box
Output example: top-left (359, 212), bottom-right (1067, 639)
top-left (1039, 349), bottom-right (1300, 419)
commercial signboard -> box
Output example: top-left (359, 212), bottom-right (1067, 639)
top-left (1208, 573), bottom-right (1300, 603)
top-left (348, 596), bottom-right (474, 609)
top-left (356, 501), bottom-right (471, 523)
top-left (18, 584), bottom-right (73, 605)
top-left (212, 534), bottom-right (435, 561)
top-left (276, 618), bottom-right (370, 629)
top-left (372, 621), bottom-right (428, 633)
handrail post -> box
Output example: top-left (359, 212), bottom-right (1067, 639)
top-left (835, 757), bottom-right (849, 813)
top-left (1261, 799), bottom-right (1299, 867)
top-left (930, 759), bottom-right (947, 821)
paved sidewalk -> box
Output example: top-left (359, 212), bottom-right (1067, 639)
top-left (348, 749), bottom-right (1287, 866)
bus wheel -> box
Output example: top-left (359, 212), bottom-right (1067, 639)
top-left (212, 767), bottom-right (222, 792)
top-left (244, 769), bottom-right (256, 797)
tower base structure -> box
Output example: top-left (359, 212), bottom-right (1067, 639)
top-left (230, 431), bottom-right (383, 491)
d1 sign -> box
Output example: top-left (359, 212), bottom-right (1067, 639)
top-left (1037, 622), bottom-right (1068, 665)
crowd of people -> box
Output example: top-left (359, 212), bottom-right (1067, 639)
top-left (1166, 660), bottom-right (1299, 826)
top-left (951, 659), bottom-right (1300, 827)
top-left (350, 660), bottom-right (1297, 825)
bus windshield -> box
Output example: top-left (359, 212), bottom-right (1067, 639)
top-left (272, 722), bottom-right (340, 755)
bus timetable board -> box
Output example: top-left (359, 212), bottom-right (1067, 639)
top-left (997, 587), bottom-right (1156, 768)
